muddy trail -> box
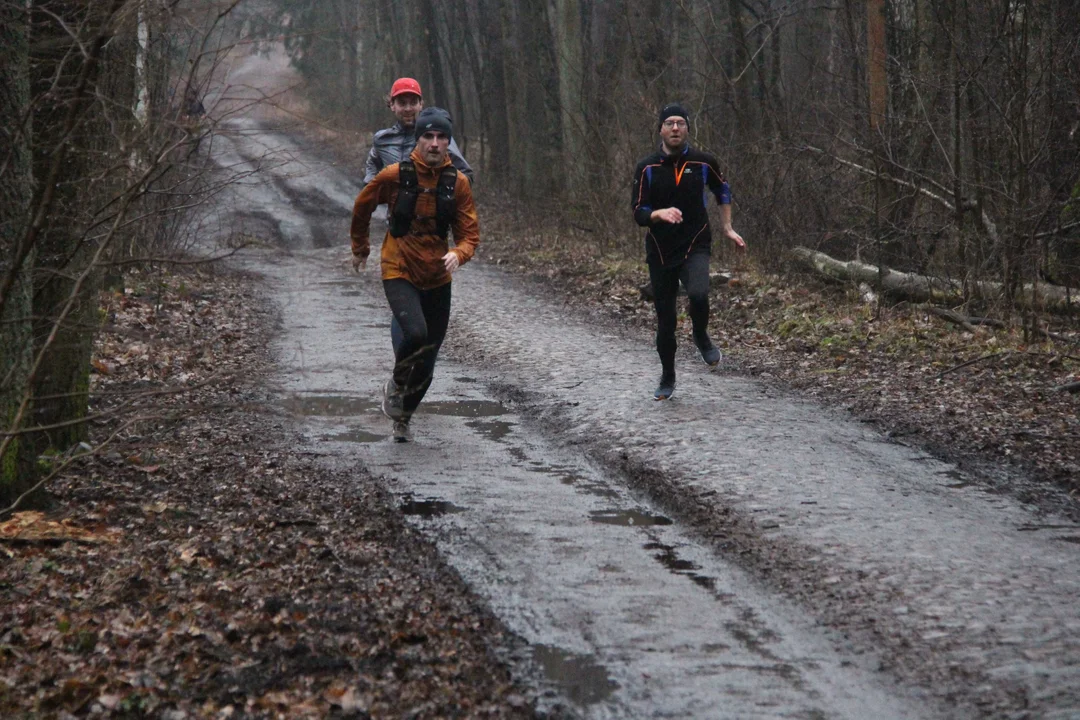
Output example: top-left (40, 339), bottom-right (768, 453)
top-left (200, 114), bottom-right (1080, 719)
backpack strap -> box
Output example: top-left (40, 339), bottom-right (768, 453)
top-left (389, 161), bottom-right (419, 238)
top-left (389, 161), bottom-right (457, 239)
top-left (434, 167), bottom-right (458, 238)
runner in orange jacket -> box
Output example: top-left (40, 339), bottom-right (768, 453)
top-left (350, 107), bottom-right (479, 441)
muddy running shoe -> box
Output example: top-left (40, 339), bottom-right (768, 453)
top-left (392, 420), bottom-right (411, 443)
top-left (381, 378), bottom-right (404, 420)
top-left (653, 372), bottom-right (676, 400)
top-left (697, 340), bottom-right (722, 367)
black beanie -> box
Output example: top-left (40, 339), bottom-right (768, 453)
top-left (415, 107), bottom-right (453, 140)
top-left (658, 103), bottom-right (689, 130)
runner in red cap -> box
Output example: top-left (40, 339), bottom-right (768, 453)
top-left (363, 78), bottom-right (473, 187)
top-left (362, 78), bottom-right (475, 382)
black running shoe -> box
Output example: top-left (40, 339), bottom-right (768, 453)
top-left (697, 339), bottom-right (722, 366)
top-left (381, 378), bottom-right (404, 420)
top-left (653, 373), bottom-right (676, 400)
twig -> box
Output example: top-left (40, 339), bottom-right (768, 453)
top-left (1019, 351), bottom-right (1080, 363)
top-left (1051, 380), bottom-right (1080, 394)
top-left (924, 305), bottom-right (977, 333)
top-left (922, 304), bottom-right (1077, 347)
top-left (935, 351), bottom-right (1012, 379)
top-left (963, 316), bottom-right (1007, 328)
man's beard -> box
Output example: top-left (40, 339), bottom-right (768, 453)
top-left (663, 137), bottom-right (685, 152)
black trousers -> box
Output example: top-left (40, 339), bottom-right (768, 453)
top-left (384, 278), bottom-right (452, 417)
top-left (648, 251), bottom-right (711, 376)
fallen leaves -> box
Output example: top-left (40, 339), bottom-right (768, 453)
top-left (0, 511), bottom-right (120, 545)
top-left (1, 265), bottom-right (533, 718)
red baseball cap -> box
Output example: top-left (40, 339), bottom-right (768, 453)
top-left (390, 77), bottom-right (422, 99)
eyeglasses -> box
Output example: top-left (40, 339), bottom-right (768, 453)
top-left (662, 119), bottom-right (688, 129)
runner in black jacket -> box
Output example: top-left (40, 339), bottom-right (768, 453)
top-left (631, 103), bottom-right (746, 400)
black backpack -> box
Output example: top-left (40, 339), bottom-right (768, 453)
top-left (389, 161), bottom-right (458, 238)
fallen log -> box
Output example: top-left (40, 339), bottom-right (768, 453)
top-left (791, 247), bottom-right (1078, 312)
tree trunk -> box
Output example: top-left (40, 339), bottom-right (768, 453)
top-left (344, 8), bottom-right (358, 122)
top-left (500, 0), bottom-right (559, 194)
top-left (727, 0), bottom-right (752, 132)
top-left (419, 0), bottom-right (450, 107)
top-left (0, 1), bottom-right (39, 507)
top-left (477, 0), bottom-right (510, 177)
top-left (866, 0), bottom-right (886, 132)
top-left (29, 1), bottom-right (124, 457)
top-left (552, 0), bottom-right (584, 191)
top-left (791, 246), bottom-right (1079, 312)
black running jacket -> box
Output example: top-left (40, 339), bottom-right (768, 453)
top-left (631, 144), bottom-right (731, 268)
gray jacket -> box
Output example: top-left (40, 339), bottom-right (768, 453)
top-left (363, 121), bottom-right (474, 186)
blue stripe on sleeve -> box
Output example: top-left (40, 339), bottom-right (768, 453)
top-left (717, 180), bottom-right (731, 205)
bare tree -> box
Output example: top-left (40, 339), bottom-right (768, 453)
top-left (0, 0), bottom-right (261, 511)
top-left (0, 0), bottom-right (37, 505)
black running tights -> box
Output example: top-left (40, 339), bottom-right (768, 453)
top-left (648, 251), bottom-right (711, 376)
top-left (383, 278), bottom-right (452, 416)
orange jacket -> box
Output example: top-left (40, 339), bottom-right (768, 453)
top-left (350, 148), bottom-right (480, 289)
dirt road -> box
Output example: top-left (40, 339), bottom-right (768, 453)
top-left (203, 113), bottom-right (1080, 719)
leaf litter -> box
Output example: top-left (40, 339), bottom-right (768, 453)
top-left (0, 265), bottom-right (534, 718)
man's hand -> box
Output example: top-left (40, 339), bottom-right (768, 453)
top-left (725, 228), bottom-right (746, 250)
top-left (651, 207), bottom-right (683, 224)
top-left (443, 251), bottom-right (460, 274)
top-left (352, 254), bottom-right (367, 273)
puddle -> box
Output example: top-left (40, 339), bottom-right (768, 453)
top-left (527, 462), bottom-right (576, 477)
top-left (1017, 524), bottom-right (1080, 532)
top-left (580, 483), bottom-right (620, 499)
top-left (644, 541), bottom-right (698, 572)
top-left (340, 290), bottom-right (364, 297)
top-left (643, 541), bottom-right (722, 594)
top-left (590, 509), bottom-right (673, 527)
top-left (362, 322), bottom-right (391, 329)
top-left (689, 574), bottom-right (718, 591)
top-left (282, 394), bottom-right (378, 416)
top-left (321, 428), bottom-right (383, 443)
top-left (1054, 536), bottom-right (1080, 544)
top-left (466, 418), bottom-right (515, 442)
top-left (315, 280), bottom-right (355, 287)
top-left (526, 463), bottom-right (619, 498)
top-left (531, 644), bottom-right (618, 705)
top-left (400, 498), bottom-right (467, 518)
top-left (455, 376), bottom-right (478, 383)
top-left (416, 400), bottom-right (506, 417)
